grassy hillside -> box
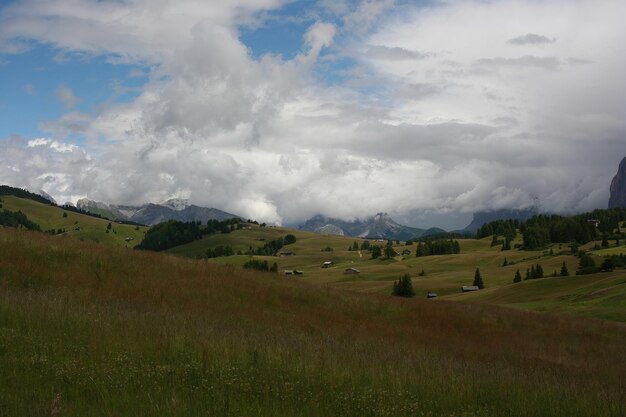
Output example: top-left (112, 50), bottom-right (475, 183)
top-left (0, 227), bottom-right (624, 416)
top-left (0, 195), bottom-right (147, 247)
top-left (166, 225), bottom-right (626, 320)
top-left (452, 272), bottom-right (626, 321)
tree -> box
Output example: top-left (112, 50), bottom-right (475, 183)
top-left (391, 273), bottom-right (415, 297)
top-left (491, 234), bottom-right (499, 247)
top-left (560, 261), bottom-right (569, 276)
top-left (525, 268), bottom-right (531, 280)
top-left (62, 212), bottom-right (68, 218)
top-left (600, 258), bottom-right (614, 272)
top-left (502, 257), bottom-right (508, 267)
top-left (352, 241), bottom-right (359, 251)
top-left (601, 233), bottom-right (609, 248)
top-left (360, 240), bottom-right (371, 251)
top-left (501, 237), bottom-right (511, 251)
top-left (284, 234), bottom-right (297, 245)
top-left (513, 269), bottom-right (522, 283)
top-left (473, 268), bottom-right (484, 289)
top-left (371, 245), bottom-right (382, 259)
top-left (384, 240), bottom-right (396, 259)
top-left (269, 262), bottom-right (278, 273)
top-left (579, 254), bottom-right (595, 269)
top-left (107, 222), bottom-right (112, 230)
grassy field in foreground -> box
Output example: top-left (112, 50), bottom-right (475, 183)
top-left (0, 195), bottom-right (148, 247)
top-left (1, 228), bottom-right (625, 416)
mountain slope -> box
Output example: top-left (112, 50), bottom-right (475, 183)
top-left (609, 156), bottom-right (626, 208)
top-left (77, 198), bottom-right (240, 226)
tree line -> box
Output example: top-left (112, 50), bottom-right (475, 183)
top-left (477, 207), bottom-right (626, 250)
top-left (415, 240), bottom-right (461, 257)
top-left (0, 209), bottom-right (41, 231)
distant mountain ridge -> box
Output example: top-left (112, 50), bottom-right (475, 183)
top-left (299, 213), bottom-right (446, 241)
top-left (76, 198), bottom-right (240, 226)
top-left (463, 208), bottom-right (538, 232)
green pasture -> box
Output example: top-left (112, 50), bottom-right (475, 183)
top-left (0, 195), bottom-right (147, 247)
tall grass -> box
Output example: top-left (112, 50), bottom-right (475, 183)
top-left (0, 228), bottom-right (624, 416)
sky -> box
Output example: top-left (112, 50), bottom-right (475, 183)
top-left (0, 0), bottom-right (625, 229)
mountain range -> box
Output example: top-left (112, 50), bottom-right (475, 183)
top-left (76, 198), bottom-right (240, 226)
top-left (298, 213), bottom-right (447, 241)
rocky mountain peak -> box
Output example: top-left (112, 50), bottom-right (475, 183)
top-left (608, 157), bottom-right (626, 208)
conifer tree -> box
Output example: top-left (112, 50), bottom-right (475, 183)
top-left (503, 257), bottom-right (508, 267)
top-left (473, 268), bottom-right (484, 289)
top-left (513, 269), bottom-right (522, 283)
top-left (384, 240), bottom-right (395, 259)
top-left (391, 273), bottom-right (415, 297)
top-left (525, 268), bottom-right (530, 280)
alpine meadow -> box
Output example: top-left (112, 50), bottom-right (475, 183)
top-left (1, 1), bottom-right (626, 416)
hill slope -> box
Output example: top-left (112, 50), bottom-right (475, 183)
top-left (166, 224), bottom-right (626, 321)
top-left (0, 195), bottom-right (147, 247)
top-left (1, 227), bottom-right (624, 416)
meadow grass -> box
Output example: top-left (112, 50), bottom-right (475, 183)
top-left (0, 195), bottom-right (147, 247)
top-left (1, 228), bottom-right (625, 416)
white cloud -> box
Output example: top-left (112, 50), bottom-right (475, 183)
top-left (1, 0), bottom-right (625, 228)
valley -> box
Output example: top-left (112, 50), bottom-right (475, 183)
top-left (1, 190), bottom-right (625, 416)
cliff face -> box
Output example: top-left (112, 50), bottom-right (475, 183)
top-left (608, 157), bottom-right (626, 208)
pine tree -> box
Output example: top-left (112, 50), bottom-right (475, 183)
top-left (491, 235), bottom-right (499, 247)
top-left (391, 273), bottom-right (415, 297)
top-left (525, 268), bottom-right (530, 280)
top-left (384, 240), bottom-right (395, 259)
top-left (513, 269), bottom-right (522, 283)
top-left (352, 241), bottom-right (359, 251)
top-left (601, 233), bottom-right (609, 248)
top-left (473, 268), bottom-right (484, 289)
top-left (560, 261), bottom-right (569, 276)
top-left (502, 257), bottom-right (508, 267)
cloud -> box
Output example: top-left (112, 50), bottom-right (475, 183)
top-left (473, 55), bottom-right (561, 71)
top-left (365, 45), bottom-right (433, 61)
top-left (508, 33), bottom-right (556, 45)
top-left (55, 85), bottom-right (79, 109)
top-left (1, 0), bottom-right (625, 228)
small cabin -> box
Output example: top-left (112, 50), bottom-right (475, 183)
top-left (401, 249), bottom-right (411, 256)
top-left (344, 267), bottom-right (360, 274)
top-left (125, 237), bottom-right (133, 242)
top-left (587, 219), bottom-right (600, 228)
top-left (279, 251), bottom-right (295, 257)
top-left (321, 261), bottom-right (333, 268)
top-left (427, 292), bottom-right (438, 299)
top-left (284, 270), bottom-right (294, 275)
top-left (294, 270), bottom-right (304, 275)
top-left (461, 285), bottom-right (480, 293)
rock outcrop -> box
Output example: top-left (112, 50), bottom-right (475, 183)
top-left (608, 157), bottom-right (626, 208)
